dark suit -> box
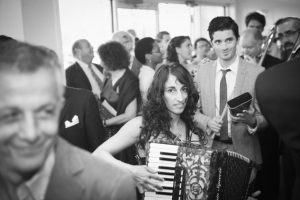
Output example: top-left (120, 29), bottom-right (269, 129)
top-left (59, 87), bottom-right (106, 152)
top-left (255, 57), bottom-right (300, 200)
top-left (261, 54), bottom-right (282, 69)
top-left (65, 62), bottom-right (103, 92)
top-left (45, 137), bottom-right (137, 200)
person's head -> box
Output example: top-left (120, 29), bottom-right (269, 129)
top-left (208, 16), bottom-right (239, 63)
top-left (0, 42), bottom-right (64, 184)
top-left (112, 31), bottom-right (134, 53)
top-left (194, 37), bottom-right (211, 59)
top-left (275, 17), bottom-right (300, 60)
top-left (98, 41), bottom-right (130, 72)
top-left (134, 37), bottom-right (163, 68)
top-left (240, 29), bottom-right (263, 58)
top-left (156, 31), bottom-right (171, 44)
top-left (72, 39), bottom-right (94, 64)
top-left (0, 35), bottom-right (15, 44)
top-left (140, 63), bottom-right (199, 145)
top-left (156, 31), bottom-right (171, 58)
top-left (166, 36), bottom-right (192, 64)
top-left (245, 12), bottom-right (266, 32)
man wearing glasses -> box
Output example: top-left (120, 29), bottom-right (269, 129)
top-left (276, 17), bottom-right (300, 61)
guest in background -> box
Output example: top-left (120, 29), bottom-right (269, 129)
top-left (240, 29), bottom-right (282, 69)
top-left (98, 41), bottom-right (140, 165)
top-left (112, 31), bottom-right (142, 77)
top-left (135, 37), bottom-right (163, 104)
top-left (166, 36), bottom-right (198, 78)
top-left (65, 39), bottom-right (104, 99)
top-left (276, 17), bottom-right (300, 61)
top-left (192, 37), bottom-right (213, 65)
top-left (245, 11), bottom-right (266, 33)
top-left (156, 31), bottom-right (171, 60)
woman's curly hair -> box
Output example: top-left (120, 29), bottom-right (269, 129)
top-left (139, 62), bottom-right (206, 148)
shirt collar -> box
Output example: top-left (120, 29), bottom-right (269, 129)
top-left (216, 55), bottom-right (239, 74)
top-left (75, 58), bottom-right (89, 68)
top-left (18, 148), bottom-right (55, 200)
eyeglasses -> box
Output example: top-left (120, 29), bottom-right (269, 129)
top-left (276, 30), bottom-right (300, 41)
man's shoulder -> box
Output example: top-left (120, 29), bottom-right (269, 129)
top-left (65, 87), bottom-right (94, 102)
top-left (240, 59), bottom-right (264, 74)
top-left (49, 138), bottom-right (136, 199)
top-left (66, 62), bottom-right (80, 73)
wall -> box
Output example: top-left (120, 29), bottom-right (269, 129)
top-left (0, 0), bottom-right (24, 40)
top-left (0, 0), bottom-right (63, 61)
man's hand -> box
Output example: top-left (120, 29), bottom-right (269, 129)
top-left (247, 190), bottom-right (261, 200)
top-left (243, 54), bottom-right (258, 65)
top-left (128, 165), bottom-right (164, 193)
top-left (207, 116), bottom-right (223, 133)
top-left (230, 105), bottom-right (257, 127)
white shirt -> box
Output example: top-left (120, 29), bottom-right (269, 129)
top-left (138, 65), bottom-right (155, 104)
top-left (76, 59), bottom-right (104, 98)
top-left (215, 56), bottom-right (239, 137)
top-left (17, 149), bottom-right (55, 200)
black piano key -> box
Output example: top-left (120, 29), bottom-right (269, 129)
top-left (159, 166), bottom-right (175, 170)
top-left (159, 157), bottom-right (177, 162)
top-left (160, 152), bottom-right (177, 156)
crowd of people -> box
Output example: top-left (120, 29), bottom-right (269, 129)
top-left (0, 11), bottom-right (300, 200)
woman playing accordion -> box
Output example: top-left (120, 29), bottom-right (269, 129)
top-left (93, 62), bottom-right (259, 200)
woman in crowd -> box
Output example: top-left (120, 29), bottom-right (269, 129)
top-left (93, 62), bottom-right (206, 192)
top-left (166, 36), bottom-right (198, 78)
top-left (98, 41), bottom-right (140, 165)
top-left (135, 37), bottom-right (163, 104)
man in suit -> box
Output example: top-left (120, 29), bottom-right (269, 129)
top-left (239, 29), bottom-right (282, 69)
top-left (276, 17), bottom-right (300, 61)
top-left (255, 57), bottom-right (300, 200)
top-left (0, 41), bottom-right (136, 200)
top-left (66, 39), bottom-right (104, 99)
top-left (59, 86), bottom-right (107, 152)
top-left (194, 16), bottom-right (267, 166)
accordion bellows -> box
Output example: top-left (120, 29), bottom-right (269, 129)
top-left (145, 140), bottom-right (254, 200)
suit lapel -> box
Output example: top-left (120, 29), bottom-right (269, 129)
top-left (74, 62), bottom-right (92, 90)
top-left (45, 138), bottom-right (84, 200)
top-left (208, 61), bottom-right (217, 115)
top-left (232, 58), bottom-right (247, 98)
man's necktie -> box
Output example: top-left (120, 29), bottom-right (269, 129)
top-left (88, 64), bottom-right (103, 90)
top-left (219, 69), bottom-right (231, 140)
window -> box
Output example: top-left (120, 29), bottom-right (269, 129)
top-left (117, 8), bottom-right (157, 39)
top-left (58, 0), bottom-right (112, 68)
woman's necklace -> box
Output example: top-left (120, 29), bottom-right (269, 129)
top-left (170, 120), bottom-right (186, 140)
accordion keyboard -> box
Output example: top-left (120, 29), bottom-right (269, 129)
top-left (145, 143), bottom-right (184, 200)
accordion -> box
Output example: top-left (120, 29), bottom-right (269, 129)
top-left (145, 140), bottom-right (254, 200)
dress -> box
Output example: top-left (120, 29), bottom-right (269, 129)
top-left (101, 68), bottom-right (140, 165)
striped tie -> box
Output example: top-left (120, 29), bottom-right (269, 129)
top-left (88, 64), bottom-right (103, 90)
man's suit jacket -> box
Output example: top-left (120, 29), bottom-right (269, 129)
top-left (59, 87), bottom-right (106, 152)
top-left (44, 138), bottom-right (137, 200)
top-left (65, 62), bottom-right (103, 91)
top-left (255, 57), bottom-right (300, 200)
top-left (194, 58), bottom-right (266, 164)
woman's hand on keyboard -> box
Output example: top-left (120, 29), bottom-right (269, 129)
top-left (128, 165), bottom-right (164, 193)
